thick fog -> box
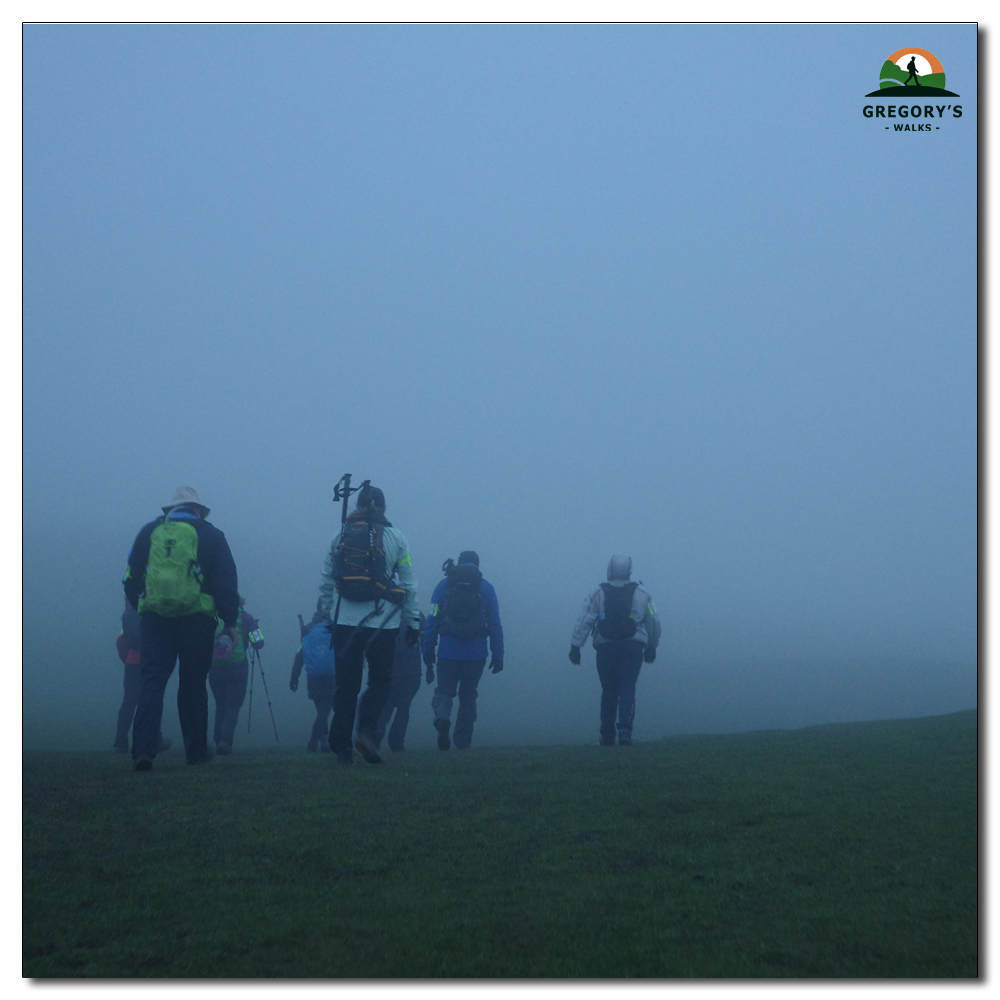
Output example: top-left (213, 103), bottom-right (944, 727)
top-left (23, 25), bottom-right (977, 751)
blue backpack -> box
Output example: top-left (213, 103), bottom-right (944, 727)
top-left (301, 622), bottom-right (336, 677)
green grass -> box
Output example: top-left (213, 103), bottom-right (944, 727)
top-left (23, 710), bottom-right (977, 978)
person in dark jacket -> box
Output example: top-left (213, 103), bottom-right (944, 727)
top-left (208, 597), bottom-right (263, 754)
top-left (290, 611), bottom-right (337, 751)
top-left (374, 611), bottom-right (425, 752)
top-left (569, 555), bottom-right (662, 746)
top-left (124, 486), bottom-right (239, 771)
top-left (423, 551), bottom-right (504, 750)
top-left (113, 602), bottom-right (170, 755)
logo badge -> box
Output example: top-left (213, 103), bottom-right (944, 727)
top-left (866, 48), bottom-right (959, 97)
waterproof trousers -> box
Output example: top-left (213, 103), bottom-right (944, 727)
top-left (116, 664), bottom-right (168, 751)
top-left (134, 612), bottom-right (216, 762)
top-left (114, 663), bottom-right (143, 749)
top-left (328, 625), bottom-right (398, 756)
top-left (595, 640), bottom-right (644, 744)
top-left (432, 658), bottom-right (487, 749)
top-left (209, 659), bottom-right (249, 748)
top-left (306, 673), bottom-right (336, 747)
top-left (374, 672), bottom-right (423, 751)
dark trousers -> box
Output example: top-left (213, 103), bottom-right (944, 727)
top-left (595, 640), bottom-right (644, 743)
top-left (209, 660), bottom-right (249, 747)
top-left (328, 625), bottom-right (398, 755)
top-left (306, 673), bottom-right (336, 746)
top-left (374, 672), bottom-right (422, 751)
top-left (135, 612), bottom-right (216, 762)
top-left (432, 658), bottom-right (487, 749)
top-left (116, 664), bottom-right (167, 750)
top-left (114, 664), bottom-right (143, 748)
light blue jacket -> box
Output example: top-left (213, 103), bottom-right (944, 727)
top-left (318, 521), bottom-right (420, 630)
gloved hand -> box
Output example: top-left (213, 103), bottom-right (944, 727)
top-left (424, 651), bottom-right (436, 685)
top-left (490, 657), bottom-right (504, 674)
top-left (425, 666), bottom-right (435, 685)
top-left (224, 626), bottom-right (238, 644)
top-left (644, 646), bottom-right (656, 663)
top-left (289, 676), bottom-right (299, 692)
top-left (405, 625), bottom-right (420, 647)
top-left (569, 645), bottom-right (581, 665)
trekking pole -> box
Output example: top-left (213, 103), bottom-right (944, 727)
top-left (330, 474), bottom-right (368, 633)
top-left (247, 644), bottom-right (255, 733)
top-left (252, 646), bottom-right (280, 743)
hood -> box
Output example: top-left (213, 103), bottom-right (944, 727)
top-left (606, 554), bottom-right (633, 587)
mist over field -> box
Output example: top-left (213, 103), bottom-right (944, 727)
top-left (22, 24), bottom-right (977, 752)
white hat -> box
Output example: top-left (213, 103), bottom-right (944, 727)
top-left (162, 486), bottom-right (209, 516)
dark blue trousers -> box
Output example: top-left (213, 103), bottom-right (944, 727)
top-left (209, 659), bottom-right (249, 748)
top-left (432, 659), bottom-right (487, 748)
top-left (595, 640), bottom-right (644, 744)
top-left (374, 672), bottom-right (423, 751)
top-left (135, 612), bottom-right (216, 762)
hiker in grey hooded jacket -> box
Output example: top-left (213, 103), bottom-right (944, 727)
top-left (570, 555), bottom-right (661, 746)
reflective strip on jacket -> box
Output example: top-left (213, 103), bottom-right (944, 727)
top-left (318, 524), bottom-right (419, 629)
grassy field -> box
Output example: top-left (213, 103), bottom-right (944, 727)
top-left (23, 709), bottom-right (977, 978)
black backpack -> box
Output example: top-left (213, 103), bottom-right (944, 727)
top-left (331, 519), bottom-right (407, 605)
top-left (597, 582), bottom-right (639, 640)
top-left (438, 559), bottom-right (490, 640)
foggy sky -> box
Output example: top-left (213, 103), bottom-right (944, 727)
top-left (23, 24), bottom-right (977, 750)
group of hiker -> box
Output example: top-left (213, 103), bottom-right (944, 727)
top-left (117, 483), bottom-right (661, 770)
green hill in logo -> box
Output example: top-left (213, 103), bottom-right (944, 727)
top-left (865, 48), bottom-right (959, 97)
top-left (876, 59), bottom-right (948, 91)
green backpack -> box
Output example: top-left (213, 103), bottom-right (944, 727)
top-left (138, 518), bottom-right (216, 618)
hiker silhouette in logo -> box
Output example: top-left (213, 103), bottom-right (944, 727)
top-left (423, 551), bottom-right (504, 750)
top-left (904, 55), bottom-right (920, 86)
top-left (569, 555), bottom-right (661, 746)
top-left (123, 487), bottom-right (239, 770)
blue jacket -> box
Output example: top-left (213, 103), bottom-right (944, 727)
top-left (423, 568), bottom-right (504, 662)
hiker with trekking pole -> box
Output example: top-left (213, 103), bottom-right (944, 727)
top-left (207, 596), bottom-right (265, 754)
top-left (569, 555), bottom-right (662, 747)
top-left (318, 476), bottom-right (420, 766)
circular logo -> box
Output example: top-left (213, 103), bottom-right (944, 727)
top-left (871, 48), bottom-right (958, 96)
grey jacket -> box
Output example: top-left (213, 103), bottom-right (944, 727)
top-left (571, 565), bottom-right (662, 650)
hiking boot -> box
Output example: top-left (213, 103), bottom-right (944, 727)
top-left (335, 751), bottom-right (354, 766)
top-left (216, 742), bottom-right (232, 756)
top-left (434, 718), bottom-right (451, 751)
top-left (307, 741), bottom-right (318, 753)
top-left (187, 749), bottom-right (214, 765)
top-left (353, 730), bottom-right (384, 764)
top-left (157, 736), bottom-right (172, 753)
top-left (618, 729), bottom-right (632, 746)
top-left (599, 737), bottom-right (615, 746)
top-left (113, 744), bottom-right (128, 754)
top-left (320, 744), bottom-right (332, 753)
top-left (133, 755), bottom-right (153, 772)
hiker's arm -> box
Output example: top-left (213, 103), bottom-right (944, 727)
top-left (571, 589), bottom-right (600, 649)
top-left (485, 583), bottom-right (504, 660)
top-left (393, 532), bottom-right (420, 628)
top-left (318, 534), bottom-right (339, 620)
